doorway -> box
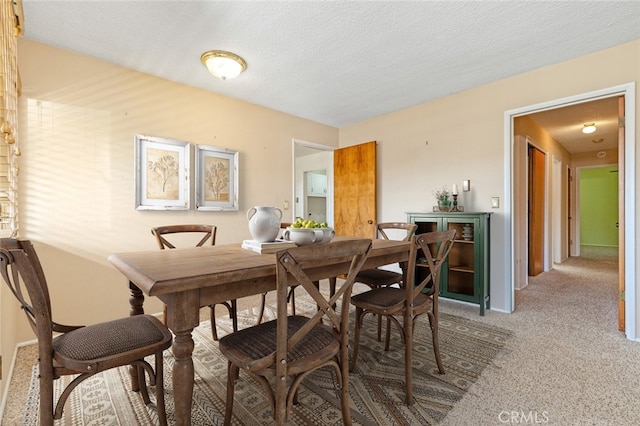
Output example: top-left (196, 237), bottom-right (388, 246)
top-left (292, 139), bottom-right (334, 225)
top-left (505, 83), bottom-right (636, 339)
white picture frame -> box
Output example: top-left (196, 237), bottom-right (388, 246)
top-left (134, 134), bottom-right (190, 210)
top-left (195, 144), bottom-right (239, 211)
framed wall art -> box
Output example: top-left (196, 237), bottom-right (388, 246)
top-left (195, 144), bottom-right (239, 211)
top-left (135, 134), bottom-right (190, 210)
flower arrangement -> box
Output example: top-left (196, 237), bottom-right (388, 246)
top-left (433, 185), bottom-right (450, 202)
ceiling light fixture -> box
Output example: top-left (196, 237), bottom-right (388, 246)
top-left (582, 123), bottom-right (597, 134)
top-left (200, 50), bottom-right (246, 80)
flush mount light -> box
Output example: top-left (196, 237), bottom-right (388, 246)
top-left (200, 50), bottom-right (246, 80)
top-left (582, 123), bottom-right (597, 134)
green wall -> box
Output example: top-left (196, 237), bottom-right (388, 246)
top-left (579, 166), bottom-right (619, 247)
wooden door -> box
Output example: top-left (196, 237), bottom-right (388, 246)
top-left (333, 141), bottom-right (376, 238)
top-left (528, 145), bottom-right (545, 276)
top-left (618, 95), bottom-right (625, 332)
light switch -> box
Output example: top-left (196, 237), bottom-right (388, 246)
top-left (491, 197), bottom-right (500, 208)
top-left (283, 200), bottom-right (289, 210)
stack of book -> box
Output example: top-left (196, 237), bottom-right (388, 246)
top-left (241, 239), bottom-right (297, 254)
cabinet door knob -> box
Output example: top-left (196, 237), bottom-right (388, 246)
top-left (368, 220), bottom-right (373, 224)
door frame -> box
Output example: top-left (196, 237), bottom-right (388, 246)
top-left (552, 155), bottom-right (563, 264)
top-left (504, 82), bottom-right (636, 340)
top-left (292, 138), bottom-right (335, 224)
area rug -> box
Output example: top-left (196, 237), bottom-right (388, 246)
top-left (21, 297), bottom-right (512, 425)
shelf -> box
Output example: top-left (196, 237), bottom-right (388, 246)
top-left (449, 265), bottom-right (474, 273)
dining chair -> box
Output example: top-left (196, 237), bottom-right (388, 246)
top-left (349, 229), bottom-right (456, 404)
top-left (152, 224), bottom-right (265, 340)
top-left (354, 222), bottom-right (418, 340)
top-left (0, 238), bottom-right (173, 426)
top-left (219, 238), bottom-right (372, 425)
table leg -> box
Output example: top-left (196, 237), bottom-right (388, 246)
top-left (128, 282), bottom-right (144, 391)
top-left (165, 292), bottom-right (200, 426)
top-left (172, 328), bottom-right (195, 426)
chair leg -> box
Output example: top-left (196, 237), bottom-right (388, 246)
top-left (349, 307), bottom-right (364, 371)
top-left (224, 362), bottom-right (239, 426)
top-left (329, 277), bottom-right (336, 298)
top-left (230, 299), bottom-right (238, 332)
top-left (39, 368), bottom-right (55, 425)
top-left (428, 312), bottom-right (445, 374)
top-left (287, 287), bottom-right (296, 315)
top-left (340, 347), bottom-right (353, 426)
top-left (404, 313), bottom-right (414, 405)
top-left (256, 292), bottom-right (267, 324)
top-left (210, 305), bottom-right (220, 341)
top-left (155, 352), bottom-right (168, 426)
top-left (210, 300), bottom-right (238, 341)
top-left (138, 364), bottom-right (151, 404)
top-left (384, 316), bottom-right (392, 351)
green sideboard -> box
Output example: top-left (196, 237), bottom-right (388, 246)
top-left (406, 212), bottom-right (491, 315)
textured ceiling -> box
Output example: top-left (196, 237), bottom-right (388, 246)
top-left (20, 1), bottom-right (640, 150)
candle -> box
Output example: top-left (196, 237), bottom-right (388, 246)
top-left (452, 184), bottom-right (458, 195)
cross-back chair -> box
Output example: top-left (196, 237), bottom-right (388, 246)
top-left (151, 224), bottom-right (265, 341)
top-left (0, 238), bottom-right (172, 425)
top-left (219, 238), bottom-right (372, 425)
top-left (349, 230), bottom-right (456, 404)
top-left (354, 222), bottom-right (417, 340)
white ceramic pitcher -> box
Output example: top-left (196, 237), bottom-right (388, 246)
top-left (247, 206), bottom-right (282, 242)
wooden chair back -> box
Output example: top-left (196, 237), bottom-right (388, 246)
top-left (375, 222), bottom-right (418, 241)
top-left (0, 238), bottom-right (54, 347)
top-left (151, 224), bottom-right (216, 249)
top-left (274, 238), bottom-right (371, 423)
top-left (408, 229), bottom-right (457, 308)
top-left (278, 239), bottom-right (371, 351)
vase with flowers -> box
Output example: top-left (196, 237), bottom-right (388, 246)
top-left (434, 186), bottom-right (451, 212)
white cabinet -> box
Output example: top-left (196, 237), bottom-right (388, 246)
top-left (307, 173), bottom-right (327, 197)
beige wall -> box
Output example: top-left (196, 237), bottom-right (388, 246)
top-left (339, 40), bottom-right (639, 319)
top-left (0, 39), bottom-right (339, 391)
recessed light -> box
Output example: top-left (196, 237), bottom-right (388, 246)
top-left (582, 123), bottom-right (596, 134)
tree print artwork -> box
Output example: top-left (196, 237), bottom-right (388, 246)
top-left (146, 148), bottom-right (179, 200)
top-left (204, 156), bottom-right (230, 201)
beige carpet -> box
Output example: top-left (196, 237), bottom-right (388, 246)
top-left (440, 247), bottom-right (640, 425)
top-left (3, 291), bottom-right (512, 425)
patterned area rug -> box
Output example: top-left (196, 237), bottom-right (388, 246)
top-left (21, 297), bottom-right (512, 425)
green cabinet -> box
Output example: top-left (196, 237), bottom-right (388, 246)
top-left (406, 212), bottom-right (491, 315)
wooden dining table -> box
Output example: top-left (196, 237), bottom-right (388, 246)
top-left (108, 236), bottom-right (410, 426)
